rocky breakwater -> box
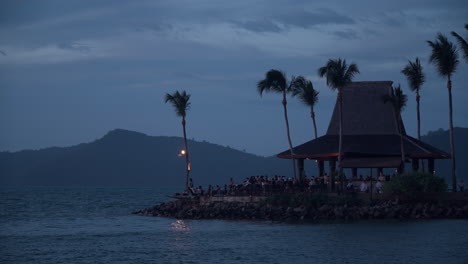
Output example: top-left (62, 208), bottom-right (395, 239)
top-left (133, 197), bottom-right (468, 221)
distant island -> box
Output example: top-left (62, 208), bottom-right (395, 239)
top-left (0, 127), bottom-right (467, 187)
top-left (0, 128), bottom-right (292, 186)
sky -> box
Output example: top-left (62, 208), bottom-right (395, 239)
top-left (1, 0), bottom-right (467, 156)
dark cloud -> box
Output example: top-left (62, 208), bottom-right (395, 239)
top-left (0, 50), bottom-right (6, 56)
top-left (333, 30), bottom-right (359, 40)
top-left (58, 42), bottom-right (91, 52)
top-left (232, 8), bottom-right (355, 33)
top-left (232, 19), bottom-right (282, 33)
top-left (279, 8), bottom-right (355, 28)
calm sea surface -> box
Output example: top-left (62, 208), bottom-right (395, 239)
top-left (1, 186), bottom-right (467, 264)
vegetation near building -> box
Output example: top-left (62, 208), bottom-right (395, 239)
top-left (318, 58), bottom-right (360, 190)
top-left (427, 33), bottom-right (460, 192)
top-left (383, 172), bottom-right (447, 196)
top-left (257, 70), bottom-right (300, 179)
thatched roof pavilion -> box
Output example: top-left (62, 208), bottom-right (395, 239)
top-left (277, 81), bottom-right (449, 180)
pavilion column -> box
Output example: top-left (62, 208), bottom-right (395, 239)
top-left (352, 168), bottom-right (358, 179)
top-left (329, 159), bottom-right (336, 191)
top-left (297, 159), bottom-right (305, 181)
top-left (378, 168), bottom-right (383, 176)
top-left (318, 160), bottom-right (324, 177)
top-left (428, 158), bottom-right (435, 174)
top-left (412, 158), bottom-right (419, 172)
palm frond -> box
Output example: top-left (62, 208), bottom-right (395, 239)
top-left (401, 57), bottom-right (425, 92)
top-left (291, 76), bottom-right (319, 107)
top-left (291, 76), bottom-right (307, 97)
top-left (382, 85), bottom-right (407, 115)
top-left (427, 33), bottom-right (459, 77)
top-left (344, 63), bottom-right (360, 83)
top-left (257, 69), bottom-right (288, 96)
top-left (165, 90), bottom-right (191, 118)
top-left (451, 29), bottom-right (468, 61)
top-left (317, 58), bottom-right (359, 90)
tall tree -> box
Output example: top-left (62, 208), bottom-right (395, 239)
top-left (165, 91), bottom-right (192, 190)
top-left (401, 58), bottom-right (425, 171)
top-left (318, 58), bottom-right (359, 191)
top-left (258, 69), bottom-right (297, 179)
top-left (292, 76), bottom-right (320, 139)
top-left (383, 85), bottom-right (408, 173)
top-left (451, 24), bottom-right (468, 61)
top-left (427, 33), bottom-right (459, 192)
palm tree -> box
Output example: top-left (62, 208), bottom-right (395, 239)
top-left (383, 85), bottom-right (408, 173)
top-left (318, 58), bottom-right (359, 190)
top-left (165, 90), bottom-right (192, 190)
top-left (427, 33), bottom-right (459, 192)
top-left (401, 58), bottom-right (425, 171)
top-left (292, 76), bottom-right (320, 139)
top-left (451, 24), bottom-right (468, 61)
top-left (258, 69), bottom-right (297, 179)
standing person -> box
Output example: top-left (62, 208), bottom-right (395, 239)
top-left (375, 181), bottom-right (383, 194)
top-left (459, 179), bottom-right (464, 192)
top-left (360, 181), bottom-right (369, 193)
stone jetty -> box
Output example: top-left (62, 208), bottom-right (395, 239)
top-left (133, 195), bottom-right (468, 221)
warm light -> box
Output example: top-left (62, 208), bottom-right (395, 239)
top-left (180, 150), bottom-right (186, 155)
top-left (171, 220), bottom-right (191, 231)
top-left (188, 162), bottom-right (191, 171)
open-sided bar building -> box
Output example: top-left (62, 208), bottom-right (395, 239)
top-left (276, 81), bottom-right (450, 183)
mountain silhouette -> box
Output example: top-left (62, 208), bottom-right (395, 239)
top-left (0, 129), bottom-right (295, 187)
top-left (0, 128), bottom-right (466, 187)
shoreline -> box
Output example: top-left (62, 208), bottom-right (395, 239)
top-left (133, 194), bottom-right (468, 222)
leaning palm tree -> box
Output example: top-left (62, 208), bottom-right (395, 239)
top-left (258, 69), bottom-right (297, 179)
top-left (451, 24), bottom-right (468, 61)
top-left (318, 58), bottom-right (359, 190)
top-left (292, 76), bottom-right (320, 139)
top-left (427, 33), bottom-right (459, 192)
top-left (165, 90), bottom-right (192, 190)
top-left (401, 58), bottom-right (425, 171)
top-left (383, 85), bottom-right (408, 173)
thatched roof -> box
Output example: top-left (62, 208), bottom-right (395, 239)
top-left (277, 81), bottom-right (450, 163)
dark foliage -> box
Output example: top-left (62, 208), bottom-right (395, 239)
top-left (383, 172), bottom-right (447, 195)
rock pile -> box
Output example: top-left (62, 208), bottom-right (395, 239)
top-left (133, 199), bottom-right (468, 221)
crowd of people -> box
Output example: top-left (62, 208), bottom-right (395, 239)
top-left (185, 173), bottom-right (393, 197)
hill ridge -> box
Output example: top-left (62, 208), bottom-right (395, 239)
top-left (0, 127), bottom-right (466, 186)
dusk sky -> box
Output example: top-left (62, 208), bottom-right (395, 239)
top-left (1, 0), bottom-right (467, 156)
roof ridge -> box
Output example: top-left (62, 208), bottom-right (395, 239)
top-left (403, 135), bottom-right (431, 154)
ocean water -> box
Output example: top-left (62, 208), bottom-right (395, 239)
top-left (1, 187), bottom-right (467, 264)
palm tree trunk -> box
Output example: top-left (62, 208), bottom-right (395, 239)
top-left (447, 77), bottom-right (457, 192)
top-left (416, 92), bottom-right (425, 172)
top-left (416, 91), bottom-right (421, 140)
top-left (398, 114), bottom-right (405, 174)
top-left (337, 88), bottom-right (343, 192)
top-left (282, 92), bottom-right (297, 180)
top-left (182, 118), bottom-right (190, 190)
top-left (311, 108), bottom-right (318, 139)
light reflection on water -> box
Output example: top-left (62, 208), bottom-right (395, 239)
top-left (169, 220), bottom-right (193, 251)
top-left (171, 219), bottom-right (191, 232)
